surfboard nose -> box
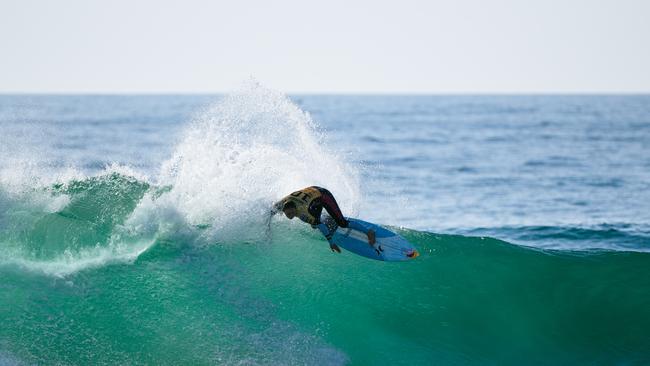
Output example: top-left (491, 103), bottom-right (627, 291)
top-left (407, 249), bottom-right (419, 259)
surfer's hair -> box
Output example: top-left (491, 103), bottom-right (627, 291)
top-left (283, 201), bottom-right (296, 211)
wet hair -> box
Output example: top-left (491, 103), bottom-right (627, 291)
top-left (283, 201), bottom-right (296, 211)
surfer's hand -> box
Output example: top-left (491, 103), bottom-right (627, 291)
top-left (367, 229), bottom-right (376, 246)
top-left (329, 243), bottom-right (341, 253)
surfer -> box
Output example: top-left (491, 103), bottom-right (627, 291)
top-left (273, 186), bottom-right (376, 253)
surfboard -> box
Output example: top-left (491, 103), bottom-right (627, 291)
top-left (331, 218), bottom-right (419, 261)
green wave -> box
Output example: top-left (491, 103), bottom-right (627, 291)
top-left (249, 228), bottom-right (650, 365)
top-left (2, 174), bottom-right (650, 365)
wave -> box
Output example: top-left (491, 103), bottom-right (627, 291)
top-left (3, 194), bottom-right (650, 363)
top-left (2, 169), bottom-right (650, 364)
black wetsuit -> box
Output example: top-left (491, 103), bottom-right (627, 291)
top-left (305, 187), bottom-right (349, 227)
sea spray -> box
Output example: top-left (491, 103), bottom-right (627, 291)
top-left (148, 82), bottom-right (361, 244)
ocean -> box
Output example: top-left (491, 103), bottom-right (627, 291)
top-left (1, 84), bottom-right (650, 365)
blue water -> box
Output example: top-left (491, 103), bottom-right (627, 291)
top-left (296, 95), bottom-right (650, 246)
top-left (1, 87), bottom-right (650, 365)
top-left (3, 93), bottom-right (649, 249)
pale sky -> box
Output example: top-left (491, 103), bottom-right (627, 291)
top-left (1, 0), bottom-right (649, 93)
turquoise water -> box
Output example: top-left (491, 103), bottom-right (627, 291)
top-left (1, 86), bottom-right (650, 364)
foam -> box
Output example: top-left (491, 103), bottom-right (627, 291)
top-left (0, 82), bottom-right (362, 275)
top-left (1, 238), bottom-right (154, 277)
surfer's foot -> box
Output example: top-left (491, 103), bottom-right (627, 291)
top-left (368, 229), bottom-right (376, 246)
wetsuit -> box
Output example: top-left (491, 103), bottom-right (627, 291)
top-left (274, 186), bottom-right (370, 242)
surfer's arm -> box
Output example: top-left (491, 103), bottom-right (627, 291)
top-left (270, 199), bottom-right (286, 215)
top-left (319, 193), bottom-right (348, 227)
top-left (314, 223), bottom-right (341, 253)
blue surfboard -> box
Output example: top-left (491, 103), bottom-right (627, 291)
top-left (331, 218), bottom-right (419, 262)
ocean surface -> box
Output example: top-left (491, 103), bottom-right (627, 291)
top-left (1, 85), bottom-right (650, 365)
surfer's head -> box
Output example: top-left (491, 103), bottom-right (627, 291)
top-left (282, 201), bottom-right (297, 219)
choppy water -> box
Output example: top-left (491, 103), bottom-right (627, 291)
top-left (1, 85), bottom-right (649, 365)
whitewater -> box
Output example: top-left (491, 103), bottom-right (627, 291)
top-left (1, 86), bottom-right (650, 365)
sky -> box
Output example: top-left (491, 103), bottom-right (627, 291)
top-left (1, 0), bottom-right (649, 94)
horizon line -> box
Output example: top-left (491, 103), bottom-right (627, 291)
top-left (1, 90), bottom-right (649, 96)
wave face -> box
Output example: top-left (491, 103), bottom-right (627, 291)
top-left (1, 177), bottom-right (649, 364)
top-left (2, 89), bottom-right (650, 364)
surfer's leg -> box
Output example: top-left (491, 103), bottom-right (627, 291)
top-left (319, 189), bottom-right (348, 227)
top-left (346, 219), bottom-right (376, 246)
top-left (368, 229), bottom-right (376, 245)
